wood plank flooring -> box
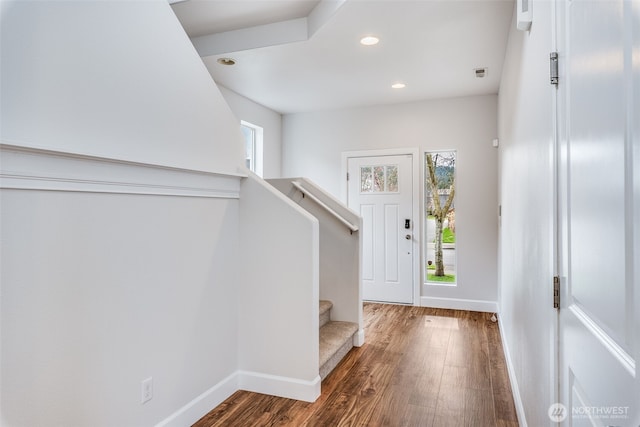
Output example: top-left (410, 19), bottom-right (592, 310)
top-left (194, 303), bottom-right (519, 427)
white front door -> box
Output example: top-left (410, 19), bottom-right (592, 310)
top-left (347, 155), bottom-right (413, 304)
top-left (556, 0), bottom-right (639, 424)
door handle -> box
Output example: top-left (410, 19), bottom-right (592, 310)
top-left (405, 234), bottom-right (412, 240)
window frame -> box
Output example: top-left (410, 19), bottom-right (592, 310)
top-left (240, 120), bottom-right (263, 177)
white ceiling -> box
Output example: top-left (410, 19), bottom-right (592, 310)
top-left (172, 0), bottom-right (515, 114)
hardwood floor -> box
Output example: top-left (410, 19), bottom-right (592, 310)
top-left (194, 303), bottom-right (519, 427)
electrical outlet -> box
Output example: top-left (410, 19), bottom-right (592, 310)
top-left (141, 377), bottom-right (153, 404)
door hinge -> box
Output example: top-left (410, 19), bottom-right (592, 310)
top-left (347, 172), bottom-right (350, 181)
top-left (550, 52), bottom-right (559, 86)
top-left (553, 276), bottom-right (560, 309)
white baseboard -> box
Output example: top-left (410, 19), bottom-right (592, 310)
top-left (353, 328), bottom-right (365, 347)
top-left (498, 315), bottom-right (528, 427)
top-left (420, 296), bottom-right (498, 313)
top-left (154, 370), bottom-right (322, 427)
top-left (154, 372), bottom-right (238, 427)
top-left (238, 371), bottom-right (321, 403)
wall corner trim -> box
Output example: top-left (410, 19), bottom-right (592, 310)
top-left (154, 372), bottom-right (238, 427)
top-left (152, 370), bottom-right (321, 426)
top-left (0, 143), bottom-right (245, 198)
top-left (238, 370), bottom-right (321, 403)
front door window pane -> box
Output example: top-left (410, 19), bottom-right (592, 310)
top-left (359, 164), bottom-right (400, 193)
top-left (386, 165), bottom-right (398, 192)
top-left (360, 166), bottom-right (373, 192)
top-left (373, 166), bottom-right (384, 191)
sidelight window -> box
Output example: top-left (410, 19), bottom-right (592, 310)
top-left (424, 151), bottom-right (457, 284)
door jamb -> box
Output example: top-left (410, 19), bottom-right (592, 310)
top-left (552, 0), bottom-right (561, 412)
top-left (341, 148), bottom-right (421, 306)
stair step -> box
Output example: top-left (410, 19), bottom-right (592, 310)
top-left (319, 300), bottom-right (333, 328)
top-left (319, 320), bottom-right (358, 380)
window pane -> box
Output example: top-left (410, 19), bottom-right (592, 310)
top-left (386, 165), bottom-right (398, 192)
top-left (241, 124), bottom-right (255, 172)
top-left (360, 167), bottom-right (373, 192)
top-left (373, 166), bottom-right (384, 192)
top-left (425, 151), bottom-right (456, 284)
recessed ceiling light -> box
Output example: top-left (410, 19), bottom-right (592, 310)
top-left (360, 36), bottom-right (380, 46)
top-left (217, 57), bottom-right (236, 66)
top-left (391, 83), bottom-right (406, 89)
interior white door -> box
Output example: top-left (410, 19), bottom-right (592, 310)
top-left (347, 154), bottom-right (413, 304)
top-left (557, 0), bottom-right (639, 424)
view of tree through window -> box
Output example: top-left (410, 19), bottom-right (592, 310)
top-left (425, 151), bottom-right (456, 283)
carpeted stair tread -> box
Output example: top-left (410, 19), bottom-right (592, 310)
top-left (319, 300), bottom-right (333, 328)
top-left (319, 300), bottom-right (333, 316)
top-left (319, 320), bottom-right (358, 379)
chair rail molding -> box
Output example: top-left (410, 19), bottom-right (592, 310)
top-left (0, 143), bottom-right (244, 198)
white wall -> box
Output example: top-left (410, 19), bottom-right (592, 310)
top-left (282, 95), bottom-right (499, 306)
top-left (497, 3), bottom-right (556, 426)
top-left (219, 86), bottom-right (283, 178)
top-left (0, 0), bottom-right (243, 174)
top-left (1, 189), bottom-right (239, 427)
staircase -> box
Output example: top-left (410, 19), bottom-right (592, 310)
top-left (319, 300), bottom-right (359, 380)
top-left (266, 177), bottom-right (363, 383)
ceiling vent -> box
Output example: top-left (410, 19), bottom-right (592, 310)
top-left (474, 68), bottom-right (487, 78)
